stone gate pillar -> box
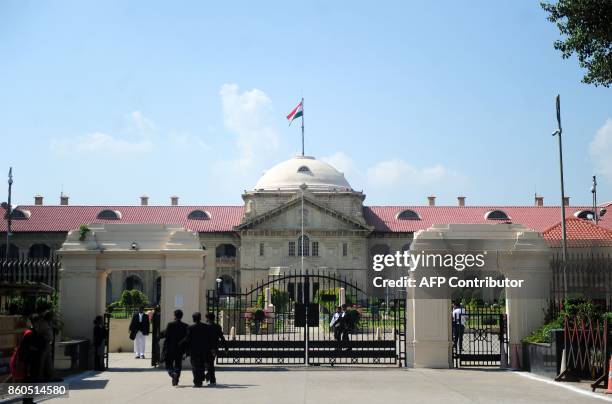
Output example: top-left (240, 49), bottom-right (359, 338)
top-left (406, 224), bottom-right (550, 369)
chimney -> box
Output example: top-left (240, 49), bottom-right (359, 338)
top-left (60, 194), bottom-right (69, 206)
top-left (563, 196), bottom-right (570, 206)
top-left (427, 196), bottom-right (436, 206)
top-left (140, 195), bottom-right (149, 206)
top-left (535, 195), bottom-right (544, 207)
top-left (34, 195), bottom-right (43, 206)
top-left (170, 196), bottom-right (179, 206)
top-left (457, 196), bottom-right (466, 207)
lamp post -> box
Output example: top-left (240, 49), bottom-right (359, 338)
top-left (591, 175), bottom-right (598, 225)
top-left (4, 168), bottom-right (13, 259)
top-left (216, 277), bottom-right (223, 299)
top-left (552, 95), bottom-right (567, 299)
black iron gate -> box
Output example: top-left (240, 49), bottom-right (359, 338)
top-left (103, 312), bottom-right (111, 369)
top-left (452, 307), bottom-right (508, 367)
top-left (151, 306), bottom-right (161, 367)
top-left (207, 271), bottom-right (406, 366)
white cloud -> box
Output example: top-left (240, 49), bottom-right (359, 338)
top-left (367, 159), bottom-right (460, 187)
top-left (219, 83), bottom-right (279, 170)
top-left (590, 118), bottom-right (612, 182)
top-left (128, 111), bottom-right (156, 135)
top-left (50, 132), bottom-right (153, 154)
top-left (321, 152), bottom-right (359, 178)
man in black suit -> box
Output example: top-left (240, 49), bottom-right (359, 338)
top-left (181, 312), bottom-right (209, 387)
top-left (129, 306), bottom-right (149, 359)
top-left (160, 309), bottom-right (188, 386)
top-left (204, 312), bottom-right (227, 386)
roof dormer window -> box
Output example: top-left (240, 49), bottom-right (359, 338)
top-left (396, 209), bottom-right (421, 220)
top-left (485, 210), bottom-right (510, 221)
top-left (297, 165), bottom-right (312, 174)
top-left (97, 209), bottom-right (122, 220)
top-left (574, 210), bottom-right (595, 220)
top-left (188, 210), bottom-right (210, 220)
top-left (10, 209), bottom-right (30, 219)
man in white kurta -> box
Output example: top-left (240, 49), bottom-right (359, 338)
top-left (129, 306), bottom-right (150, 359)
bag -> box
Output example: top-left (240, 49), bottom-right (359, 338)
top-left (129, 330), bottom-right (137, 340)
top-left (9, 329), bottom-right (32, 382)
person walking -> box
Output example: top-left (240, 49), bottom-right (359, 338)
top-left (181, 312), bottom-right (209, 388)
top-left (330, 306), bottom-right (343, 349)
top-left (204, 312), bottom-right (226, 386)
top-left (452, 302), bottom-right (466, 351)
top-left (160, 309), bottom-right (188, 386)
top-left (340, 304), bottom-right (352, 349)
top-left (93, 315), bottom-right (107, 371)
top-left (129, 306), bottom-right (149, 359)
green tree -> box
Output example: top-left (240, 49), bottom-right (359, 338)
top-left (541, 0), bottom-right (612, 87)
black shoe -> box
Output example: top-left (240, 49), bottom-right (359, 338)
top-left (140, 355), bottom-right (145, 359)
top-left (194, 383), bottom-right (202, 388)
top-left (135, 356), bottom-right (140, 359)
top-left (208, 382), bottom-right (216, 387)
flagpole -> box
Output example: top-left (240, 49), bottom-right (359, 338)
top-left (301, 97), bottom-right (304, 156)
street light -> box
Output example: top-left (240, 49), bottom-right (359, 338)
top-left (552, 95), bottom-right (567, 299)
top-left (4, 168), bottom-right (13, 259)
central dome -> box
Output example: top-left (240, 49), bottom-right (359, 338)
top-left (254, 156), bottom-right (352, 191)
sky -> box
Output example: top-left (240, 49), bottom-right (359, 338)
top-left (0, 1), bottom-right (611, 207)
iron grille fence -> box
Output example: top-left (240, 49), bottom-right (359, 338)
top-left (0, 256), bottom-right (60, 291)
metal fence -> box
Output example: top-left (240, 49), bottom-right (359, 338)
top-left (0, 256), bottom-right (60, 291)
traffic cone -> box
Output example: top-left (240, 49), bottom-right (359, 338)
top-left (604, 355), bottom-right (612, 394)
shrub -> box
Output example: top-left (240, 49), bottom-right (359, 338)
top-left (256, 288), bottom-right (290, 311)
top-left (314, 288), bottom-right (353, 314)
top-left (118, 289), bottom-right (148, 308)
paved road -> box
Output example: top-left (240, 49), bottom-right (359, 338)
top-left (43, 353), bottom-right (610, 404)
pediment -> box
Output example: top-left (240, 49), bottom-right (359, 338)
top-left (235, 195), bottom-right (372, 232)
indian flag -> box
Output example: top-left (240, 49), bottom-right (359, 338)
top-left (286, 101), bottom-right (303, 126)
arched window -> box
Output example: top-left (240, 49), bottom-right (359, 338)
top-left (29, 244), bottom-right (51, 258)
top-left (124, 275), bottom-right (143, 292)
top-left (188, 210), bottom-right (210, 220)
top-left (485, 210), bottom-right (510, 221)
top-left (10, 209), bottom-right (30, 220)
top-left (0, 244), bottom-right (19, 259)
top-left (216, 244), bottom-right (236, 258)
top-left (574, 210), bottom-right (595, 220)
top-left (396, 209), bottom-right (420, 220)
top-left (298, 235), bottom-right (310, 256)
top-left (297, 165), bottom-right (312, 174)
top-left (97, 209), bottom-right (122, 220)
top-left (218, 275), bottom-right (235, 294)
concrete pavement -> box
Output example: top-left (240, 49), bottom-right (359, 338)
top-left (43, 353), bottom-right (611, 404)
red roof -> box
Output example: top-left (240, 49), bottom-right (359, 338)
top-left (0, 205), bottom-right (244, 233)
top-left (363, 206), bottom-right (612, 233)
top-left (1, 204), bottom-right (611, 235)
top-left (543, 218), bottom-right (612, 247)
